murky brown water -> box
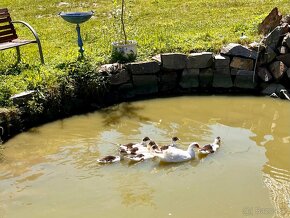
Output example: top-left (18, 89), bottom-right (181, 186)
top-left (0, 96), bottom-right (289, 218)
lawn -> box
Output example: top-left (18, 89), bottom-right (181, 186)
top-left (0, 0), bottom-right (290, 106)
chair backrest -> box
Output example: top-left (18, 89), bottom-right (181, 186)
top-left (0, 8), bottom-right (18, 43)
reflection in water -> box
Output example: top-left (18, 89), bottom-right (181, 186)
top-left (0, 96), bottom-right (289, 218)
top-left (100, 102), bottom-right (150, 126)
top-left (117, 173), bottom-right (155, 207)
top-left (263, 173), bottom-right (290, 217)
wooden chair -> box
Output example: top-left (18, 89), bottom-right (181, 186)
top-left (0, 8), bottom-right (44, 64)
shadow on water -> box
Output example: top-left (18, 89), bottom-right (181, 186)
top-left (100, 102), bottom-right (150, 126)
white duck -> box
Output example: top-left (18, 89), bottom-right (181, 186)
top-left (197, 136), bottom-right (221, 154)
top-left (153, 142), bottom-right (199, 163)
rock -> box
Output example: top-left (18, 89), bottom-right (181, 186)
top-left (287, 68), bottom-right (290, 79)
top-left (234, 70), bottom-right (256, 89)
top-left (231, 68), bottom-right (239, 76)
top-left (98, 63), bottom-right (123, 75)
top-left (230, 57), bottom-right (254, 70)
top-left (132, 75), bottom-right (158, 95)
top-left (126, 61), bottom-right (160, 75)
top-left (109, 69), bottom-right (131, 85)
top-left (161, 53), bottom-right (187, 70)
top-left (261, 83), bottom-right (285, 95)
top-left (258, 46), bottom-right (277, 64)
top-left (248, 42), bottom-right (262, 51)
top-left (258, 7), bottom-right (282, 35)
top-left (269, 61), bottom-right (287, 79)
top-left (282, 33), bottom-right (290, 48)
top-left (279, 89), bottom-right (290, 100)
top-left (220, 43), bottom-right (257, 59)
top-left (214, 54), bottom-right (230, 69)
top-left (186, 52), bottom-right (213, 69)
top-left (277, 46), bottom-right (288, 54)
top-left (10, 90), bottom-right (36, 106)
top-left (257, 67), bottom-right (273, 82)
top-left (118, 83), bottom-right (135, 99)
top-left (276, 54), bottom-right (290, 67)
top-left (212, 68), bottom-right (233, 88)
top-left (263, 24), bottom-right (289, 49)
top-left (159, 71), bottom-right (178, 92)
top-left (281, 15), bottom-right (290, 24)
top-left (199, 68), bottom-right (213, 88)
top-left (179, 68), bottom-right (199, 88)
top-left (152, 54), bottom-right (161, 63)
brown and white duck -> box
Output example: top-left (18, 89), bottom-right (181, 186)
top-left (197, 136), bottom-right (221, 154)
top-left (97, 154), bottom-right (122, 164)
top-left (159, 136), bottom-right (180, 152)
top-left (119, 136), bottom-right (151, 153)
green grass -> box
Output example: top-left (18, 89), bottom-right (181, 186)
top-left (0, 0), bottom-right (290, 106)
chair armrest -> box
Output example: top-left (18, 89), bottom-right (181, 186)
top-left (11, 20), bottom-right (41, 43)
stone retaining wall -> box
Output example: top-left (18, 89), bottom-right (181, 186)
top-left (1, 8), bottom-right (290, 143)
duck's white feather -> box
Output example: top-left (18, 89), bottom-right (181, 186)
top-left (154, 142), bottom-right (198, 163)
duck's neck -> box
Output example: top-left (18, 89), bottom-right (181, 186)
top-left (187, 147), bottom-right (195, 157)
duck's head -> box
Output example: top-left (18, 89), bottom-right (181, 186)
top-left (142, 136), bottom-right (150, 142)
top-left (189, 142), bottom-right (200, 149)
top-left (172, 136), bottom-right (180, 144)
top-left (147, 140), bottom-right (158, 150)
top-left (214, 136), bottom-right (221, 145)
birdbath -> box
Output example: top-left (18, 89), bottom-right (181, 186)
top-left (59, 11), bottom-right (94, 58)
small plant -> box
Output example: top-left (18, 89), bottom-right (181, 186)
top-left (111, 0), bottom-right (137, 63)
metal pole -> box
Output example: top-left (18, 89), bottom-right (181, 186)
top-left (76, 24), bottom-right (84, 58)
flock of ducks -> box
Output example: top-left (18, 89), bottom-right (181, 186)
top-left (97, 136), bottom-right (221, 164)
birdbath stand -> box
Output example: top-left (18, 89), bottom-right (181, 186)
top-left (59, 11), bottom-right (93, 59)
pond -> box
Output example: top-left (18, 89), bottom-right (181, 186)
top-left (0, 96), bottom-right (289, 218)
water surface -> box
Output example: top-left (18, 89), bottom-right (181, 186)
top-left (0, 96), bottom-right (289, 218)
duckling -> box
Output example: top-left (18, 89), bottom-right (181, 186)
top-left (197, 136), bottom-right (221, 154)
top-left (119, 136), bottom-right (150, 152)
top-left (97, 155), bottom-right (121, 164)
top-left (159, 136), bottom-right (180, 151)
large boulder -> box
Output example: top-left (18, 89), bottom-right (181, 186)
top-left (263, 24), bottom-right (289, 49)
top-left (221, 43), bottom-right (257, 59)
top-left (234, 70), bottom-right (256, 89)
top-left (257, 67), bottom-right (273, 82)
top-left (282, 33), bottom-right (290, 48)
top-left (127, 61), bottom-right (160, 75)
top-left (261, 83), bottom-right (286, 95)
top-left (98, 63), bottom-right (130, 85)
top-left (258, 7), bottom-right (282, 35)
top-left (230, 57), bottom-right (254, 70)
top-left (10, 90), bottom-right (36, 106)
top-left (179, 68), bottom-right (199, 88)
top-left (276, 54), bottom-right (290, 67)
top-left (186, 52), bottom-right (213, 68)
top-left (214, 54), bottom-right (230, 69)
top-left (258, 46), bottom-right (277, 64)
top-left (132, 75), bottom-right (158, 95)
top-left (159, 71), bottom-right (178, 92)
top-left (212, 68), bottom-right (233, 88)
top-left (199, 68), bottom-right (213, 88)
top-left (269, 61), bottom-right (288, 80)
top-left (161, 53), bottom-right (187, 70)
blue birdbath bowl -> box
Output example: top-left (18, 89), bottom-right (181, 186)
top-left (59, 11), bottom-right (94, 58)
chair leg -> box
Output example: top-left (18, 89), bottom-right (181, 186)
top-left (36, 41), bottom-right (44, 64)
top-left (16, 46), bottom-right (21, 63)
